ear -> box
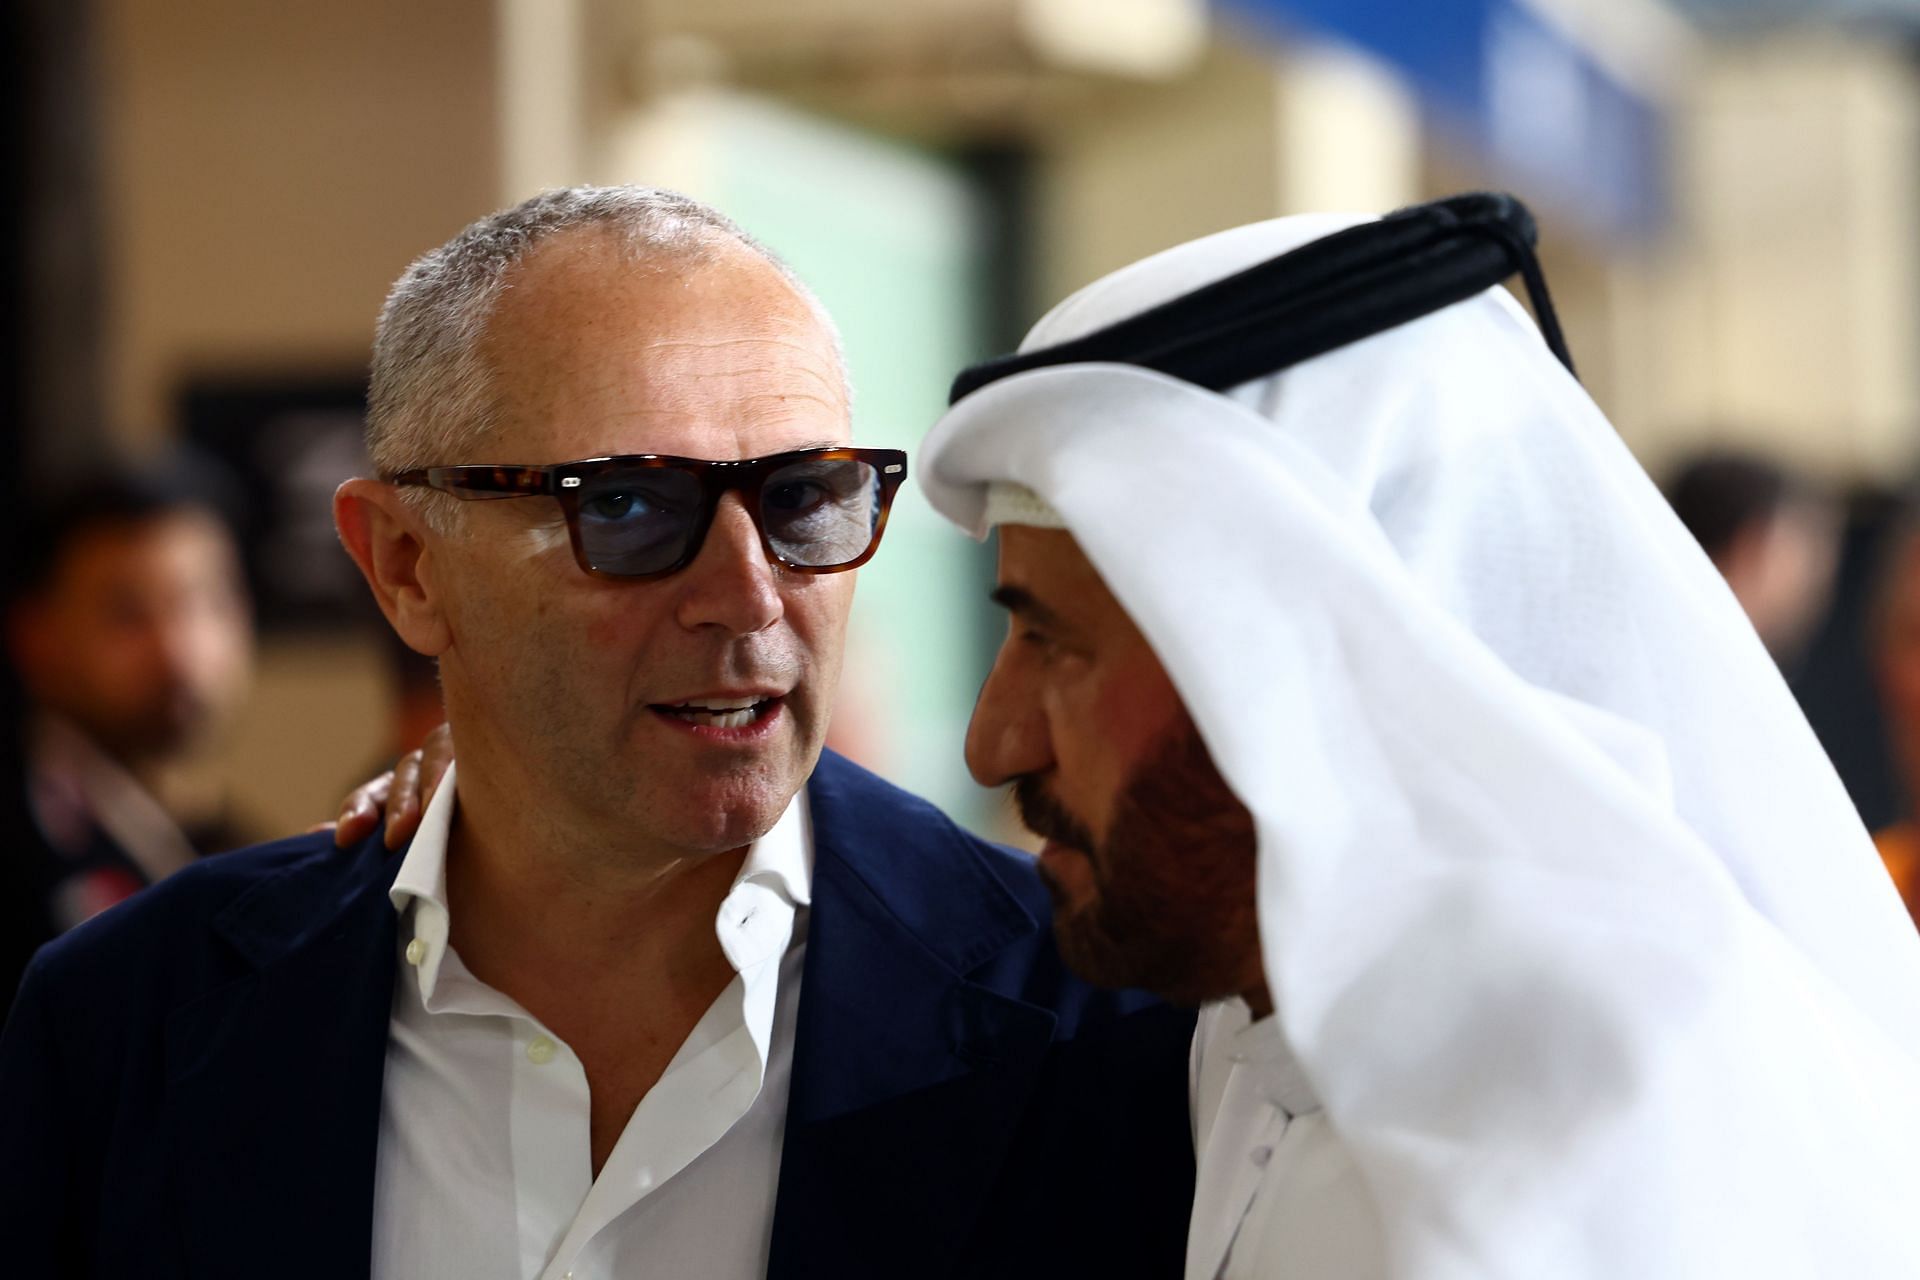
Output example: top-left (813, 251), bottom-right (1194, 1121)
top-left (334, 479), bottom-right (453, 657)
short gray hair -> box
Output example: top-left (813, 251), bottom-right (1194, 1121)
top-left (366, 185), bottom-right (846, 519)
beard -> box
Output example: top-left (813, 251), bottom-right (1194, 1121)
top-left (1014, 714), bottom-right (1260, 1006)
top-left (77, 685), bottom-right (215, 767)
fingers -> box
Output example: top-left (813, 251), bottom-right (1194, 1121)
top-left (333, 773), bottom-right (394, 848)
top-left (330, 720), bottom-right (453, 853)
top-left (384, 751), bottom-right (425, 851)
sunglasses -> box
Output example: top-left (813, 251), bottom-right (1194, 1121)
top-left (392, 446), bottom-right (908, 580)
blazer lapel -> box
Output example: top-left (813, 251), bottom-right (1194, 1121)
top-left (768, 755), bottom-right (1061, 1280)
top-left (164, 836), bottom-right (400, 1280)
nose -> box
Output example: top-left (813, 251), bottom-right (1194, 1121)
top-left (673, 494), bottom-right (785, 635)
top-left (964, 638), bottom-right (1053, 787)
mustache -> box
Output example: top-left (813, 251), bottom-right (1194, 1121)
top-left (1011, 775), bottom-right (1097, 853)
top-left (670, 635), bottom-right (808, 690)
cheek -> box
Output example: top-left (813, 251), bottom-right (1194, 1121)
top-left (53, 634), bottom-right (162, 712)
top-left (584, 613), bottom-right (627, 650)
top-left (86, 627), bottom-right (163, 684)
top-left (1096, 669), bottom-right (1182, 753)
top-left (1087, 648), bottom-right (1184, 760)
top-left (185, 609), bottom-right (251, 677)
top-left (1047, 653), bottom-right (1184, 839)
top-left (782, 573), bottom-right (854, 677)
top-left (444, 554), bottom-right (585, 686)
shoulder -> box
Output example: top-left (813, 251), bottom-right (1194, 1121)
top-left (806, 748), bottom-right (969, 831)
top-left (807, 748), bottom-right (1054, 920)
top-left (807, 750), bottom-right (1179, 1036)
top-left (20, 830), bottom-right (384, 1009)
top-left (808, 748), bottom-right (1030, 871)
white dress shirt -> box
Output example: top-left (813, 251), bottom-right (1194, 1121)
top-left (371, 763), bottom-right (812, 1280)
top-left (1185, 1000), bottom-right (1385, 1280)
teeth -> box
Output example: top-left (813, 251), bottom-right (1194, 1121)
top-left (662, 699), bottom-right (767, 729)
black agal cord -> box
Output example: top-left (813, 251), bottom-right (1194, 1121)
top-left (949, 191), bottom-right (1575, 405)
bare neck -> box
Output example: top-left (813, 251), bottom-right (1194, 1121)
top-left (440, 752), bottom-right (747, 999)
top-left (439, 756), bottom-right (753, 1181)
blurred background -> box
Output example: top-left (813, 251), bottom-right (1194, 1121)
top-left (8, 0), bottom-right (1920, 881)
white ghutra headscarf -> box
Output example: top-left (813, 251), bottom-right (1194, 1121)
top-left (921, 211), bottom-right (1920, 1277)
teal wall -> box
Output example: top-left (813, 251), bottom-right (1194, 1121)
top-left (703, 100), bottom-right (1004, 833)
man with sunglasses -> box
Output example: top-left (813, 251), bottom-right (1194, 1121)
top-left (0, 187), bottom-right (1195, 1279)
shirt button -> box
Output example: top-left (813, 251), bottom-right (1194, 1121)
top-left (527, 1035), bottom-right (557, 1065)
top-left (405, 938), bottom-right (426, 966)
top-left (1250, 1144), bottom-right (1274, 1168)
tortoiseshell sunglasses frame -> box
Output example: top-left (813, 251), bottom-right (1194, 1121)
top-left (391, 446), bottom-right (909, 581)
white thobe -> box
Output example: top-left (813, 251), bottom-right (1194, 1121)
top-left (370, 763), bottom-right (812, 1280)
top-left (1186, 1000), bottom-right (1386, 1280)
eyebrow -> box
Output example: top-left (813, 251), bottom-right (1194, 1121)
top-left (989, 585), bottom-right (1068, 632)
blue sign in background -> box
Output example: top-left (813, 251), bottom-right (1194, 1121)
top-left (1216, 0), bottom-right (1669, 240)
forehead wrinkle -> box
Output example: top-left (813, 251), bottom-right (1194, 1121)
top-left (493, 367), bottom-right (845, 430)
top-left (639, 336), bottom-right (847, 400)
top-left (645, 334), bottom-right (829, 357)
top-left (647, 364), bottom-right (844, 400)
top-left (494, 400), bottom-right (849, 464)
top-left (549, 387), bottom-right (847, 428)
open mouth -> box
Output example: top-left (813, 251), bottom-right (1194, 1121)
top-left (652, 696), bottom-right (780, 730)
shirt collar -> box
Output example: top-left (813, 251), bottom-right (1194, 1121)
top-left (736, 784), bottom-right (812, 911)
top-left (1225, 998), bottom-right (1322, 1118)
top-left (387, 762), bottom-right (461, 1005)
top-left (388, 763), bottom-right (814, 1008)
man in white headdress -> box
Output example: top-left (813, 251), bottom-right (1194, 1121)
top-left (920, 193), bottom-right (1920, 1278)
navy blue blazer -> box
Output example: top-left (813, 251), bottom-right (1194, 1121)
top-left (0, 750), bottom-right (1196, 1278)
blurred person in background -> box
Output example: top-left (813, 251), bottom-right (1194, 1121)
top-left (1867, 517), bottom-right (1920, 926)
top-left (1665, 448), bottom-right (1840, 665)
top-left (1, 455), bottom-right (253, 1009)
top-left (0, 187), bottom-right (1194, 1280)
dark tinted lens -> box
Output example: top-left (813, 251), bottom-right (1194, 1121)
top-left (572, 466), bottom-right (704, 576)
top-left (760, 458), bottom-right (880, 567)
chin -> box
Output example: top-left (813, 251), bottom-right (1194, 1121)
top-left (664, 769), bottom-right (801, 851)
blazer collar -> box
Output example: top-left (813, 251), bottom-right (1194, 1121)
top-left (165, 832), bottom-right (402, 1280)
top-left (771, 752), bottom-right (1062, 1280)
top-left (803, 748), bottom-right (1038, 975)
top-left (208, 828), bottom-right (404, 969)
